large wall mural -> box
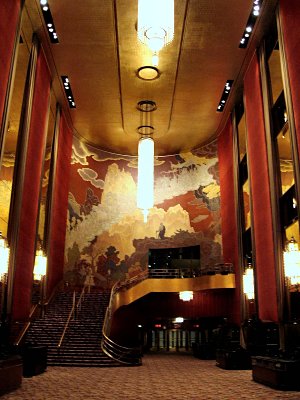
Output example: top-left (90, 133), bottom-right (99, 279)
top-left (65, 136), bottom-right (222, 288)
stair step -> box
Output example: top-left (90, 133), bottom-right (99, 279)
top-left (24, 289), bottom-right (119, 367)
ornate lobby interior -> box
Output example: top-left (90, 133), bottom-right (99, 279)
top-left (0, 0), bottom-right (300, 397)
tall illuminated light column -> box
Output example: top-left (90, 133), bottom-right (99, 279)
top-left (137, 136), bottom-right (154, 223)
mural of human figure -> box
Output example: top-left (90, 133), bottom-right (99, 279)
top-left (85, 265), bottom-right (94, 293)
top-left (157, 223), bottom-right (166, 239)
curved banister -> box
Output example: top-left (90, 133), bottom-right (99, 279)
top-left (101, 270), bottom-right (148, 365)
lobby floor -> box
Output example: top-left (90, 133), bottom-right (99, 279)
top-left (2, 353), bottom-right (300, 400)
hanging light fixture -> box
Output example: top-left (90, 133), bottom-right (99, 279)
top-left (137, 0), bottom-right (174, 65)
top-left (137, 136), bottom-right (154, 222)
top-left (0, 232), bottom-right (10, 281)
top-left (137, 100), bottom-right (156, 223)
top-left (179, 291), bottom-right (193, 302)
top-left (243, 265), bottom-right (255, 300)
top-left (33, 246), bottom-right (47, 281)
top-left (284, 237), bottom-right (300, 286)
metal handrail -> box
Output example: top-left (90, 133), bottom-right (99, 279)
top-left (102, 332), bottom-right (142, 365)
top-left (14, 280), bottom-right (65, 347)
top-left (57, 290), bottom-right (77, 348)
top-left (148, 263), bottom-right (234, 278)
top-left (101, 270), bottom-right (148, 365)
top-left (57, 283), bottom-right (90, 348)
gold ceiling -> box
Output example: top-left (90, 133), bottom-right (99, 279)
top-left (24, 0), bottom-right (277, 156)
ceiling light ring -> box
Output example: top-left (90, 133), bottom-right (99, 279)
top-left (144, 27), bottom-right (167, 41)
top-left (137, 125), bottom-right (155, 135)
top-left (137, 100), bottom-right (157, 112)
top-left (137, 66), bottom-right (160, 81)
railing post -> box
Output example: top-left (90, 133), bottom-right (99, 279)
top-left (72, 290), bottom-right (76, 320)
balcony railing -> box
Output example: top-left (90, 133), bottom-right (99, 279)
top-left (149, 263), bottom-right (234, 279)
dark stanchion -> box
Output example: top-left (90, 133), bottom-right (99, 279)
top-left (21, 344), bottom-right (47, 377)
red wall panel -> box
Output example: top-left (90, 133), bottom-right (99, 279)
top-left (244, 52), bottom-right (278, 322)
top-left (12, 49), bottom-right (51, 320)
top-left (47, 113), bottom-right (73, 296)
top-left (218, 118), bottom-right (241, 324)
top-left (0, 0), bottom-right (21, 123)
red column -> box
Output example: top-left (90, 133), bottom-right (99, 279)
top-left (47, 113), bottom-right (73, 296)
top-left (12, 49), bottom-right (51, 321)
top-left (244, 52), bottom-right (278, 322)
top-left (0, 0), bottom-right (21, 125)
top-left (279, 0), bottom-right (300, 156)
top-left (218, 118), bottom-right (240, 324)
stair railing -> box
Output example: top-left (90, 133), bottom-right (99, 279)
top-left (57, 290), bottom-right (77, 349)
top-left (57, 283), bottom-right (90, 349)
top-left (101, 270), bottom-right (149, 365)
top-left (14, 279), bottom-right (65, 347)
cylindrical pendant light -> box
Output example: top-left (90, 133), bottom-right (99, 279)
top-left (137, 136), bottom-right (154, 222)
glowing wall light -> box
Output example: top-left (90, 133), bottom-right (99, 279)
top-left (0, 232), bottom-right (10, 281)
top-left (284, 237), bottom-right (300, 286)
top-left (33, 247), bottom-right (47, 281)
top-left (137, 136), bottom-right (154, 222)
top-left (179, 291), bottom-right (193, 302)
top-left (243, 266), bottom-right (255, 300)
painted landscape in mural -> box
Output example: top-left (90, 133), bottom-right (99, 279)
top-left (65, 137), bottom-right (222, 288)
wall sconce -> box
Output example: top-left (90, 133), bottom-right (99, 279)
top-left (284, 237), bottom-right (300, 286)
top-left (0, 232), bottom-right (10, 282)
top-left (243, 266), bottom-right (255, 300)
top-left (179, 291), bottom-right (193, 302)
top-left (33, 247), bottom-right (47, 281)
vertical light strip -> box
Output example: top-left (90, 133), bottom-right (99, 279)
top-left (137, 137), bottom-right (154, 222)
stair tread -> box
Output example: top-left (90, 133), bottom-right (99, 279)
top-left (24, 290), bottom-right (116, 367)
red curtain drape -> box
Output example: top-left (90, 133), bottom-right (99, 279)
top-left (47, 113), bottom-right (73, 296)
top-left (279, 0), bottom-right (300, 157)
top-left (0, 0), bottom-right (21, 125)
top-left (218, 118), bottom-right (241, 324)
top-left (12, 49), bottom-right (51, 321)
top-left (244, 52), bottom-right (278, 322)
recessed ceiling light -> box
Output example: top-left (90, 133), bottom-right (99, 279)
top-left (61, 76), bottom-right (76, 109)
top-left (40, 1), bottom-right (59, 43)
top-left (216, 80), bottom-right (234, 112)
top-left (137, 66), bottom-right (160, 81)
top-left (239, 0), bottom-right (263, 49)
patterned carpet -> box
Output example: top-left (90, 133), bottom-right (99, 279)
top-left (2, 353), bottom-right (300, 400)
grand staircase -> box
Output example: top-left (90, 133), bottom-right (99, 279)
top-left (24, 289), bottom-right (120, 367)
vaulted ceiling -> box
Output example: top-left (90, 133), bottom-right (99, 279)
top-left (23, 0), bottom-right (277, 156)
